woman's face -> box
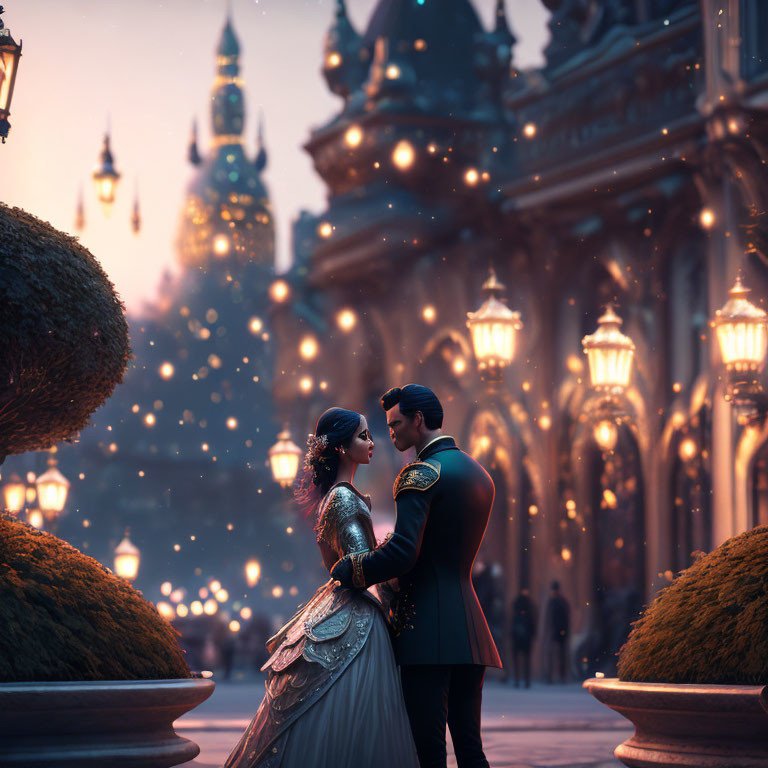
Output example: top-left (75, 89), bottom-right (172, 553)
top-left (345, 416), bottom-right (374, 465)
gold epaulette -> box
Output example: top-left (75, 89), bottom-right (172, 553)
top-left (393, 461), bottom-right (440, 499)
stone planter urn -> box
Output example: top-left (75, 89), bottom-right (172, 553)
top-left (0, 677), bottom-right (215, 767)
top-left (585, 526), bottom-right (768, 768)
top-left (584, 678), bottom-right (768, 767)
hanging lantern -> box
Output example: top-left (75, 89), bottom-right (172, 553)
top-left (3, 472), bottom-right (25, 514)
top-left (0, 8), bottom-right (22, 143)
top-left (593, 420), bottom-right (618, 452)
top-left (36, 461), bottom-right (70, 519)
top-left (114, 530), bottom-right (140, 581)
top-left (582, 305), bottom-right (635, 393)
top-left (92, 131), bottom-right (121, 211)
top-left (268, 430), bottom-right (302, 487)
top-left (712, 272), bottom-right (768, 404)
top-left (466, 268), bottom-right (523, 375)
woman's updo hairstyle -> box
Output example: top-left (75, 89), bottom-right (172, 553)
top-left (294, 407), bottom-right (362, 515)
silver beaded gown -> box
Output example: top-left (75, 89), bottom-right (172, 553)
top-left (223, 482), bottom-right (419, 768)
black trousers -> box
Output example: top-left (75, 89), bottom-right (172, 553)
top-left (400, 664), bottom-right (489, 768)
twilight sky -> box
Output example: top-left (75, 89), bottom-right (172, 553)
top-left (0, 0), bottom-right (550, 314)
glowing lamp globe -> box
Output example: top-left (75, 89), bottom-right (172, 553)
top-left (268, 430), bottom-right (302, 487)
top-left (92, 132), bottom-right (121, 211)
top-left (113, 532), bottom-right (140, 581)
top-left (466, 268), bottom-right (522, 373)
top-left (0, 10), bottom-right (23, 143)
top-left (582, 305), bottom-right (635, 392)
top-left (35, 465), bottom-right (70, 516)
top-left (594, 420), bottom-right (618, 452)
top-left (245, 559), bottom-right (261, 587)
top-left (3, 473), bottom-right (25, 513)
top-left (713, 274), bottom-right (768, 374)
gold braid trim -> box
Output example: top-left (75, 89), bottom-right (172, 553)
top-left (350, 552), bottom-right (367, 589)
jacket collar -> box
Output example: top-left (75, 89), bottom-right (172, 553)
top-left (417, 435), bottom-right (456, 460)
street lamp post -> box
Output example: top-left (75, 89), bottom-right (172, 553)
top-left (712, 272), bottom-right (768, 408)
top-left (466, 267), bottom-right (523, 378)
top-left (268, 430), bottom-right (303, 488)
top-left (0, 6), bottom-right (22, 144)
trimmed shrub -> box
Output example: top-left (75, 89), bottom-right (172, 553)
top-left (618, 526), bottom-right (768, 684)
top-left (0, 205), bottom-right (130, 459)
top-left (0, 515), bottom-right (190, 681)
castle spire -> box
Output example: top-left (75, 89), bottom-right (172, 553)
top-left (211, 12), bottom-right (245, 140)
top-left (494, 0), bottom-right (516, 47)
top-left (188, 118), bottom-right (202, 166)
top-left (254, 110), bottom-right (267, 172)
top-left (322, 0), bottom-right (368, 101)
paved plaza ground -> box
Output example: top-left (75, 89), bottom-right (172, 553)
top-left (177, 677), bottom-right (631, 768)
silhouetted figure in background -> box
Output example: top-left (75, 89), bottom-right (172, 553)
top-left (510, 588), bottom-right (536, 688)
top-left (544, 581), bottom-right (570, 683)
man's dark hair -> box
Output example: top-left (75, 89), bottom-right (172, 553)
top-left (381, 384), bottom-right (443, 430)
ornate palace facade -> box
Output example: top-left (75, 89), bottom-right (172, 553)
top-left (272, 0), bottom-right (768, 675)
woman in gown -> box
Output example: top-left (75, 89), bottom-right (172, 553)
top-left (223, 407), bottom-right (419, 768)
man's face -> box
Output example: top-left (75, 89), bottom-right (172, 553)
top-left (386, 402), bottom-right (420, 452)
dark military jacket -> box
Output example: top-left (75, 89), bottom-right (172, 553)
top-left (358, 436), bottom-right (502, 668)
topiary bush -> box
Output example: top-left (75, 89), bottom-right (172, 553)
top-left (618, 526), bottom-right (768, 684)
top-left (0, 205), bottom-right (130, 460)
top-left (0, 515), bottom-right (190, 682)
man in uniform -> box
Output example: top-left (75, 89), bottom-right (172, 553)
top-left (332, 384), bottom-right (501, 768)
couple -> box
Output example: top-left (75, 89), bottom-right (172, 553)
top-left (224, 384), bottom-right (501, 768)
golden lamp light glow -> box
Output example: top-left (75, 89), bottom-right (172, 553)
top-left (582, 305), bottom-right (635, 391)
top-left (3, 473), bottom-right (26, 513)
top-left (114, 531), bottom-right (140, 581)
top-left (318, 221), bottom-right (333, 239)
top-left (190, 601), bottom-right (204, 616)
top-left (326, 52), bottom-right (342, 69)
top-left (144, 413), bottom-right (156, 427)
top-left (678, 437), bottom-right (698, 462)
top-left (269, 280), bottom-right (290, 303)
top-left (269, 430), bottom-right (303, 487)
top-left (176, 603), bottom-right (189, 617)
top-left (92, 133), bottom-right (121, 209)
top-left (27, 509), bottom-right (43, 529)
top-left (272, 586), bottom-right (284, 598)
top-left (35, 464), bottom-right (70, 516)
top-left (344, 125), bottom-right (363, 148)
top-left (160, 581), bottom-right (172, 597)
top-left (594, 420), bottom-right (618, 452)
top-left (203, 599), bottom-right (218, 615)
top-left (337, 308), bottom-right (357, 332)
top-left (213, 234), bottom-right (230, 256)
top-left (159, 362), bottom-right (174, 380)
top-left (240, 606), bottom-right (253, 620)
top-left (245, 559), bottom-right (261, 587)
top-left (248, 316), bottom-right (264, 334)
top-left (422, 305), bottom-right (436, 323)
top-left (226, 417), bottom-right (238, 430)
top-left (299, 336), bottom-right (319, 360)
top-left (229, 620), bottom-right (241, 633)
top-left (385, 64), bottom-right (401, 79)
top-left (523, 122), bottom-right (537, 138)
top-left (712, 273), bottom-right (768, 373)
top-left (464, 168), bottom-right (479, 186)
top-left (466, 268), bottom-right (523, 372)
top-left (699, 208), bottom-right (716, 230)
top-left (156, 602), bottom-right (174, 620)
top-left (392, 140), bottom-right (415, 170)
